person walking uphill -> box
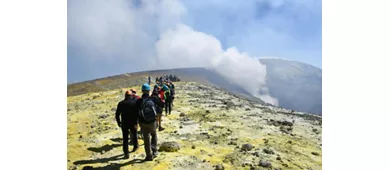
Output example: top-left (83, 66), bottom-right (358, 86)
top-left (115, 90), bottom-right (139, 159)
top-left (152, 85), bottom-right (166, 131)
top-left (162, 83), bottom-right (172, 116)
top-left (136, 83), bottom-right (164, 161)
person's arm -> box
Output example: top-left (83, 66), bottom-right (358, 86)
top-left (115, 102), bottom-right (121, 127)
top-left (136, 98), bottom-right (142, 116)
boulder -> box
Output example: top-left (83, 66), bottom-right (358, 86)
top-left (158, 141), bottom-right (180, 152)
top-left (259, 160), bottom-right (271, 168)
top-left (241, 144), bottom-right (254, 151)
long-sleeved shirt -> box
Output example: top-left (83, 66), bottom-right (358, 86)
top-left (115, 97), bottom-right (139, 126)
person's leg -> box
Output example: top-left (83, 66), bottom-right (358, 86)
top-left (171, 96), bottom-right (174, 108)
top-left (158, 114), bottom-right (164, 131)
top-left (129, 124), bottom-right (138, 151)
top-left (158, 115), bottom-right (162, 128)
top-left (121, 127), bottom-right (129, 158)
top-left (140, 123), bottom-right (153, 160)
top-left (156, 115), bottom-right (160, 128)
top-left (165, 103), bottom-right (168, 116)
top-left (168, 101), bottom-right (172, 114)
top-left (151, 123), bottom-right (158, 157)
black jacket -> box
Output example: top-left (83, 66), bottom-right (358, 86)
top-left (136, 93), bottom-right (164, 123)
top-left (115, 97), bottom-right (139, 126)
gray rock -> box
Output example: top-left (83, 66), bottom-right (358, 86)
top-left (282, 120), bottom-right (294, 126)
top-left (263, 148), bottom-right (275, 154)
top-left (242, 143), bottom-right (254, 151)
top-left (259, 160), bottom-right (272, 168)
top-left (276, 156), bottom-right (281, 160)
top-left (253, 151), bottom-right (260, 157)
top-left (158, 141), bottom-right (180, 152)
top-left (192, 145), bottom-right (196, 149)
top-left (215, 164), bottom-right (224, 170)
top-left (206, 110), bottom-right (211, 113)
top-left (180, 112), bottom-right (186, 117)
top-left (99, 114), bottom-right (109, 119)
top-left (111, 108), bottom-right (116, 111)
top-left (311, 152), bottom-right (320, 156)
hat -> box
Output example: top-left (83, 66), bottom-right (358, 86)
top-left (142, 83), bottom-right (151, 91)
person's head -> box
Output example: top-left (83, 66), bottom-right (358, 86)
top-left (141, 83), bottom-right (150, 94)
top-left (162, 84), bottom-right (169, 91)
top-left (130, 88), bottom-right (136, 94)
top-left (125, 90), bottom-right (132, 99)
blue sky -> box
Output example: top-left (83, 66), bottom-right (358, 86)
top-left (68, 0), bottom-right (322, 84)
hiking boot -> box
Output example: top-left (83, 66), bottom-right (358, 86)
top-left (131, 146), bottom-right (139, 152)
top-left (124, 154), bottom-right (129, 159)
top-left (153, 151), bottom-right (159, 158)
top-left (144, 157), bottom-right (153, 161)
top-left (159, 127), bottom-right (165, 131)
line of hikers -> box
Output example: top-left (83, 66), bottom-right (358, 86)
top-left (115, 80), bottom-right (175, 161)
top-left (149, 74), bottom-right (180, 85)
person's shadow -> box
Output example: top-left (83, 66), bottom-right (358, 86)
top-left (74, 154), bottom-right (124, 165)
top-left (79, 157), bottom-right (146, 170)
top-left (87, 144), bottom-right (122, 153)
top-left (73, 137), bottom-right (145, 169)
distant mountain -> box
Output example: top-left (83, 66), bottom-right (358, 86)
top-left (259, 59), bottom-right (322, 115)
top-left (68, 59), bottom-right (322, 115)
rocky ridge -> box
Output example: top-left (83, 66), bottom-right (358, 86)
top-left (67, 82), bottom-right (322, 170)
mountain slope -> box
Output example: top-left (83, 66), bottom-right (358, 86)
top-left (68, 59), bottom-right (322, 115)
top-left (260, 59), bottom-right (322, 115)
top-left (67, 82), bottom-right (322, 170)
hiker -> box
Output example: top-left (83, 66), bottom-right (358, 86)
top-left (129, 88), bottom-right (141, 143)
top-left (115, 90), bottom-right (139, 159)
top-left (169, 81), bottom-right (175, 108)
top-left (152, 84), bottom-right (159, 95)
top-left (152, 85), bottom-right (165, 131)
top-left (162, 82), bottom-right (172, 116)
top-left (136, 83), bottom-right (164, 161)
top-left (148, 76), bottom-right (151, 85)
top-left (155, 77), bottom-right (159, 84)
top-left (159, 76), bottom-right (163, 84)
top-left (169, 74), bottom-right (173, 81)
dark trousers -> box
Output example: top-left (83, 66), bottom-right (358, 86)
top-left (165, 100), bottom-right (172, 114)
top-left (140, 122), bottom-right (157, 159)
top-left (121, 124), bottom-right (138, 155)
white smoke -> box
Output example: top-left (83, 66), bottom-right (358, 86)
top-left (68, 0), bottom-right (279, 105)
top-left (156, 24), bottom-right (278, 105)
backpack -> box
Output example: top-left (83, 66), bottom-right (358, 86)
top-left (170, 88), bottom-right (175, 97)
top-left (139, 97), bottom-right (157, 123)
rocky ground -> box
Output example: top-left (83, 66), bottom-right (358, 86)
top-left (67, 82), bottom-right (322, 170)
